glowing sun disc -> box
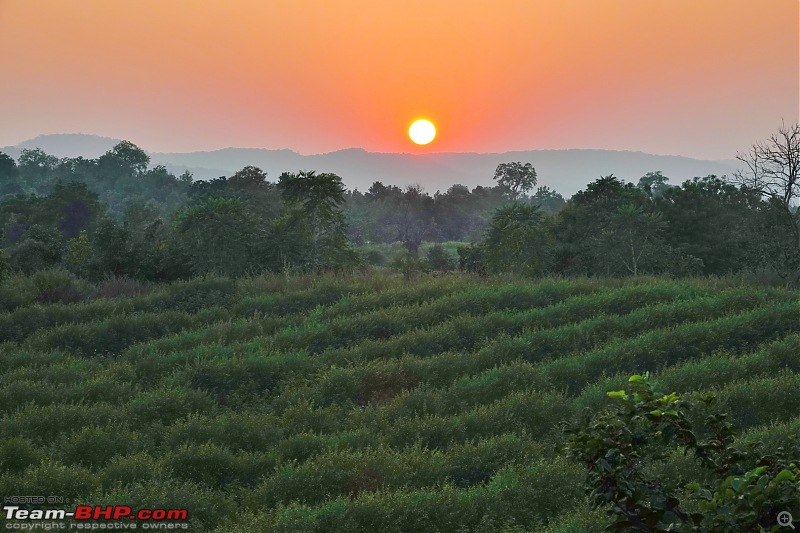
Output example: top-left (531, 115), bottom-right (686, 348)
top-left (409, 119), bottom-right (436, 145)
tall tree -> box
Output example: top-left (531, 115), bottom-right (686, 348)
top-left (481, 203), bottom-right (552, 276)
top-left (17, 148), bottom-right (60, 194)
top-left (278, 171), bottom-right (352, 269)
top-left (600, 203), bottom-right (666, 276)
top-left (0, 151), bottom-right (21, 199)
top-left (637, 171), bottom-right (671, 199)
top-left (493, 162), bottom-right (537, 200)
top-left (530, 185), bottom-right (565, 214)
top-left (554, 175), bottom-right (647, 275)
top-left (173, 197), bottom-right (255, 276)
top-left (733, 122), bottom-right (800, 283)
top-left (658, 176), bottom-right (760, 275)
top-left (100, 140), bottom-right (150, 177)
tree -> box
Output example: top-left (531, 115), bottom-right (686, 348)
top-left (0, 151), bottom-right (20, 199)
top-left (600, 203), bottom-right (666, 276)
top-left (277, 171), bottom-right (353, 270)
top-left (658, 176), bottom-right (761, 275)
top-left (101, 140), bottom-right (150, 176)
top-left (481, 203), bottom-right (553, 276)
top-left (391, 185), bottom-right (438, 255)
top-left (228, 166), bottom-right (268, 191)
top-left (0, 247), bottom-right (9, 285)
top-left (637, 171), bottom-right (671, 199)
top-left (734, 122), bottom-right (800, 284)
top-left (425, 243), bottom-right (456, 272)
top-left (553, 175), bottom-right (647, 275)
top-left (493, 162), bottom-right (537, 200)
top-left (530, 185), bottom-right (565, 214)
top-left (567, 374), bottom-right (800, 532)
top-left (18, 148), bottom-right (59, 194)
top-left (65, 230), bottom-right (92, 276)
top-left (7, 225), bottom-right (63, 274)
top-left (173, 197), bottom-right (255, 277)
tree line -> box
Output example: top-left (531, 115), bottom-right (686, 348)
top-left (0, 123), bottom-right (797, 285)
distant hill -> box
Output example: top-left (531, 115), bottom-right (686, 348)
top-left (3, 134), bottom-right (740, 196)
top-left (3, 134), bottom-right (121, 160)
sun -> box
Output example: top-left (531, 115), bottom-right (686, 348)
top-left (408, 119), bottom-right (436, 145)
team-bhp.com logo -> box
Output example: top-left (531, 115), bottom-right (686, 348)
top-left (3, 505), bottom-right (189, 529)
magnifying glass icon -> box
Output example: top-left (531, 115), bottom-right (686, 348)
top-left (779, 511), bottom-right (795, 529)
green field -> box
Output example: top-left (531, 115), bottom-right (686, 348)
top-left (1, 272), bottom-right (798, 531)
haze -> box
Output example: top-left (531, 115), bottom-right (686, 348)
top-left (0, 0), bottom-right (797, 159)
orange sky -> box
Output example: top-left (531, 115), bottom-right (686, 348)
top-left (0, 0), bottom-right (797, 159)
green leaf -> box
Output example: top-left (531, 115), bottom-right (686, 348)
top-left (775, 469), bottom-right (796, 482)
top-left (607, 390), bottom-right (629, 400)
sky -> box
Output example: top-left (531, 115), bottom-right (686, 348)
top-left (0, 0), bottom-right (797, 159)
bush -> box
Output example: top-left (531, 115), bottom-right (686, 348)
top-left (362, 249), bottom-right (387, 266)
top-left (426, 244), bottom-right (456, 272)
top-left (566, 374), bottom-right (800, 532)
top-left (26, 269), bottom-right (89, 304)
top-left (0, 248), bottom-right (9, 285)
top-left (126, 388), bottom-right (216, 426)
top-left (154, 276), bottom-right (236, 312)
top-left (57, 425), bottom-right (144, 469)
top-left (355, 370), bottom-right (419, 406)
top-left (165, 443), bottom-right (236, 487)
top-left (457, 243), bottom-right (486, 273)
top-left (0, 437), bottom-right (43, 474)
top-left (34, 286), bottom-right (84, 304)
top-left (0, 460), bottom-right (98, 500)
top-left (389, 250), bottom-right (428, 282)
top-left (100, 452), bottom-right (163, 489)
top-left (99, 479), bottom-right (237, 530)
top-left (92, 276), bottom-right (147, 299)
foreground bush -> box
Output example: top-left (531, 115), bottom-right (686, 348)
top-left (566, 374), bottom-right (800, 532)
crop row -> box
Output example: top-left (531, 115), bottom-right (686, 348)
top-left (152, 332), bottom-right (800, 467)
top-left (3, 301), bottom-right (795, 452)
top-left (277, 288), bottom-right (790, 406)
top-left (114, 280), bottom-right (716, 395)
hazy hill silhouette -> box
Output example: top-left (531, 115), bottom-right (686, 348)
top-left (3, 134), bottom-right (739, 196)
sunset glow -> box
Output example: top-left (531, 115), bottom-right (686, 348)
top-left (0, 1), bottom-right (797, 158)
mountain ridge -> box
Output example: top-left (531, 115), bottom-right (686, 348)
top-left (2, 133), bottom-right (740, 196)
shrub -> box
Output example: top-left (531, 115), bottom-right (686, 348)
top-left (99, 479), bottom-right (237, 530)
top-left (0, 248), bottom-right (9, 284)
top-left (92, 276), bottom-right (147, 299)
top-left (126, 388), bottom-right (216, 426)
top-left (57, 425), bottom-right (144, 469)
top-left (0, 460), bottom-right (98, 500)
top-left (341, 467), bottom-right (385, 498)
top-left (0, 402), bottom-right (122, 445)
top-left (99, 452), bottom-right (163, 489)
top-left (34, 286), bottom-right (84, 304)
top-left (29, 268), bottom-right (86, 292)
top-left (165, 443), bottom-right (236, 487)
top-left (457, 243), bottom-right (486, 273)
top-left (566, 374), bottom-right (800, 532)
top-left (355, 369), bottom-right (419, 406)
top-left (276, 432), bottom-right (328, 463)
top-left (426, 244), bottom-right (456, 272)
top-left (154, 276), bottom-right (236, 312)
top-left (362, 249), bottom-right (386, 266)
top-left (0, 437), bottom-right (43, 474)
top-left (390, 250), bottom-right (428, 282)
